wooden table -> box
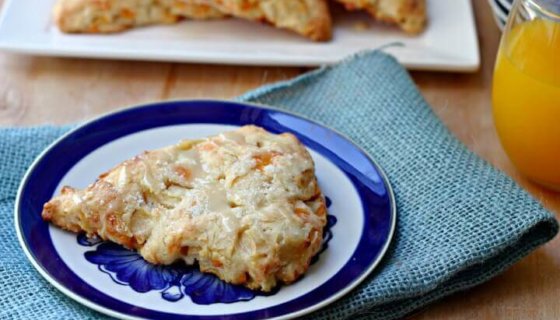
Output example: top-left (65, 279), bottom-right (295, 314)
top-left (2, 0), bottom-right (559, 319)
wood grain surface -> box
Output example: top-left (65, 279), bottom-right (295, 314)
top-left (1, 0), bottom-right (559, 319)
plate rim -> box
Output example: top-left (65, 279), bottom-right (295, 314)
top-left (14, 99), bottom-right (397, 320)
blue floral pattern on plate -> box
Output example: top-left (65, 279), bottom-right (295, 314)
top-left (78, 197), bottom-right (336, 305)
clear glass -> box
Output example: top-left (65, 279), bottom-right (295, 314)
top-left (492, 0), bottom-right (560, 190)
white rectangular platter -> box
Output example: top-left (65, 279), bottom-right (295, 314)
top-left (0, 0), bottom-right (479, 71)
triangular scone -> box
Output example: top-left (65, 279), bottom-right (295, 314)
top-left (42, 126), bottom-right (327, 292)
top-left (54, 0), bottom-right (225, 33)
top-left (336, 0), bottom-right (426, 34)
top-left (198, 0), bottom-right (332, 41)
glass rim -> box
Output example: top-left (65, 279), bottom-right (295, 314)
top-left (525, 0), bottom-right (560, 22)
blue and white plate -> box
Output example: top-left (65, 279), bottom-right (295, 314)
top-left (488, 0), bottom-right (513, 29)
top-left (15, 100), bottom-right (396, 320)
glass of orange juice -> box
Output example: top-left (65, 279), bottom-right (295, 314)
top-left (493, 0), bottom-right (560, 190)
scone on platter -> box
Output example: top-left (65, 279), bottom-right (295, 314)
top-left (336, 0), bottom-right (427, 34)
top-left (42, 125), bottom-right (327, 292)
top-left (54, 0), bottom-right (225, 33)
top-left (53, 0), bottom-right (332, 41)
top-left (53, 0), bottom-right (425, 39)
top-left (198, 0), bottom-right (332, 41)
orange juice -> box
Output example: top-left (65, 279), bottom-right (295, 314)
top-left (493, 19), bottom-right (560, 188)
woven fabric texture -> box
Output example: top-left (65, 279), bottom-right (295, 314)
top-left (1, 51), bottom-right (557, 320)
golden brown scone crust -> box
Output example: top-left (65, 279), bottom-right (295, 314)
top-left (198, 0), bottom-right (332, 41)
top-left (42, 125), bottom-right (327, 292)
top-left (54, 0), bottom-right (225, 33)
top-left (337, 0), bottom-right (427, 34)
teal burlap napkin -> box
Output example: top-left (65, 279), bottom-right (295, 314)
top-left (1, 51), bottom-right (557, 319)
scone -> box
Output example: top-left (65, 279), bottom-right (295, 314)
top-left (54, 0), bottom-right (225, 33)
top-left (42, 125), bottom-right (327, 292)
top-left (336, 0), bottom-right (427, 34)
top-left (198, 0), bottom-right (332, 41)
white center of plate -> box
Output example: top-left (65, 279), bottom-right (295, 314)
top-left (50, 124), bottom-right (363, 315)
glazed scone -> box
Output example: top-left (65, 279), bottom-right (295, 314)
top-left (198, 0), bottom-right (332, 41)
top-left (54, 0), bottom-right (225, 33)
top-left (336, 0), bottom-right (427, 34)
top-left (42, 125), bottom-right (327, 291)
